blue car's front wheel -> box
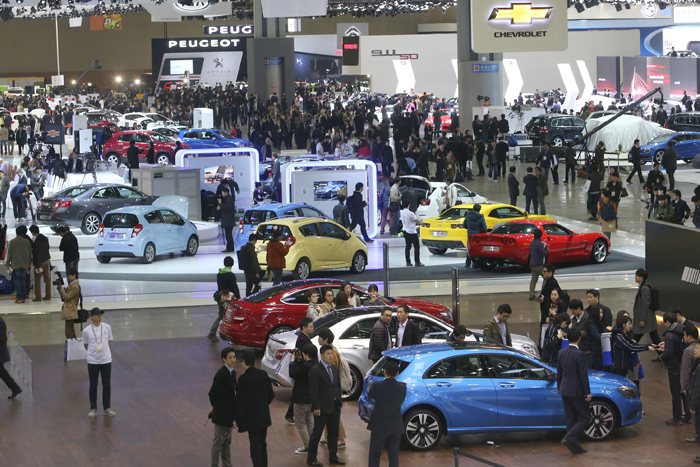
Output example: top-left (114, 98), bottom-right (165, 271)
top-left (403, 408), bottom-right (443, 451)
top-left (583, 399), bottom-right (618, 441)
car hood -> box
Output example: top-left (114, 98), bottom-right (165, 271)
top-left (392, 297), bottom-right (452, 321)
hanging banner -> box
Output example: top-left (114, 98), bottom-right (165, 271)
top-left (260, 0), bottom-right (328, 18)
top-left (90, 14), bottom-right (122, 31)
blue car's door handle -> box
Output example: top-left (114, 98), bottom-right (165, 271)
top-left (499, 382), bottom-right (515, 388)
top-left (436, 382), bottom-right (452, 387)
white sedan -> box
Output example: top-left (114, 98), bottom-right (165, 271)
top-left (417, 181), bottom-right (488, 220)
top-left (261, 307), bottom-right (540, 401)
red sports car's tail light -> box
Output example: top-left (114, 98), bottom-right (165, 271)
top-left (470, 236), bottom-right (481, 244)
top-left (501, 237), bottom-right (517, 246)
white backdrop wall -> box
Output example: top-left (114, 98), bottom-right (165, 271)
top-left (503, 30), bottom-right (640, 95)
top-left (359, 34), bottom-right (458, 99)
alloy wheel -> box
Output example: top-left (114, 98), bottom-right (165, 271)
top-left (405, 413), bottom-right (440, 449)
top-left (584, 403), bottom-right (615, 439)
top-left (84, 214), bottom-right (100, 234)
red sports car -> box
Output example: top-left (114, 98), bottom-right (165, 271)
top-left (219, 279), bottom-right (453, 348)
top-left (424, 114), bottom-right (453, 131)
top-left (467, 220), bottom-right (610, 269)
top-left (102, 130), bottom-right (189, 166)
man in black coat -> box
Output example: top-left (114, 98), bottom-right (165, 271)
top-left (523, 167), bottom-right (539, 214)
top-left (207, 256), bottom-right (240, 342)
top-left (58, 226), bottom-right (80, 271)
top-left (234, 350), bottom-right (275, 467)
top-left (208, 347), bottom-right (237, 467)
top-left (126, 140), bottom-right (143, 185)
top-left (557, 328), bottom-right (591, 455)
top-left (394, 304), bottom-right (422, 347)
top-left (347, 182), bottom-right (372, 243)
top-left (507, 166), bottom-right (520, 207)
top-left (535, 142), bottom-right (553, 179)
top-left (0, 316), bottom-right (22, 399)
top-left (307, 345), bottom-right (345, 466)
top-left (368, 308), bottom-right (393, 363)
top-left (285, 317), bottom-right (315, 424)
top-left (627, 139), bottom-right (644, 183)
top-left (662, 139), bottom-right (678, 190)
top-left (367, 361), bottom-right (407, 467)
top-left (218, 186), bottom-right (237, 253)
top-left (585, 289), bottom-right (612, 329)
top-left (536, 264), bottom-right (560, 325)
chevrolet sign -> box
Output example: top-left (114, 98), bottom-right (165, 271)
top-left (471, 0), bottom-right (567, 53)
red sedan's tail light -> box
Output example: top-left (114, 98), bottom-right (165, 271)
top-left (239, 219), bottom-right (244, 234)
top-left (420, 199), bottom-right (430, 206)
top-left (54, 200), bottom-right (72, 209)
top-left (131, 224), bottom-right (143, 238)
top-left (274, 350), bottom-right (287, 361)
top-left (502, 237), bottom-right (517, 246)
top-left (99, 224), bottom-right (104, 237)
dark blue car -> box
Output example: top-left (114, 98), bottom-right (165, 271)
top-left (637, 131), bottom-right (700, 164)
top-left (178, 129), bottom-right (252, 150)
top-left (358, 342), bottom-right (642, 451)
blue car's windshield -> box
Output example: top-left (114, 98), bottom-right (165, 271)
top-left (212, 130), bottom-right (234, 140)
top-left (647, 134), bottom-right (672, 145)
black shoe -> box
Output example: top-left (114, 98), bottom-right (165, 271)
top-left (561, 439), bottom-right (576, 454)
top-left (415, 262), bottom-right (425, 267)
top-left (694, 456), bottom-right (700, 464)
top-left (666, 418), bottom-right (684, 426)
top-left (406, 262), bottom-right (412, 267)
top-left (572, 443), bottom-right (587, 454)
top-left (307, 459), bottom-right (323, 466)
top-left (329, 457), bottom-right (346, 465)
top-left (683, 416), bottom-right (693, 424)
top-left (8, 388), bottom-right (22, 399)
top-left (221, 249), bottom-right (234, 253)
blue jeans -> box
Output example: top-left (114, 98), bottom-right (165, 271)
top-left (541, 166), bottom-right (550, 179)
top-left (488, 161), bottom-right (500, 180)
top-left (11, 268), bottom-right (28, 300)
top-left (0, 140), bottom-right (7, 155)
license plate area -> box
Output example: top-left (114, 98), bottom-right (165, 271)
top-left (483, 246), bottom-right (500, 252)
top-left (431, 231), bottom-right (447, 237)
top-left (108, 232), bottom-right (126, 240)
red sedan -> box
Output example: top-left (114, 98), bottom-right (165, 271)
top-left (467, 220), bottom-right (610, 269)
top-left (102, 130), bottom-right (189, 166)
top-left (219, 279), bottom-right (453, 348)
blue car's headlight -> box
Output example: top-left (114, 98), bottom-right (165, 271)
top-left (617, 385), bottom-right (638, 399)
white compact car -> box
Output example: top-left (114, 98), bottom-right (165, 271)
top-left (416, 181), bottom-right (488, 220)
top-left (261, 307), bottom-right (540, 401)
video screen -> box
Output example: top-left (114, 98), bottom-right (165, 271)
top-left (170, 60), bottom-right (194, 75)
top-left (204, 166), bottom-right (234, 184)
top-left (313, 181), bottom-right (347, 201)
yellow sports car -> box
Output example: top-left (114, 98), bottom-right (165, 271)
top-left (420, 203), bottom-right (556, 255)
top-left (254, 217), bottom-right (368, 279)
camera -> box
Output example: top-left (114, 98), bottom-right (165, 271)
top-left (52, 270), bottom-right (64, 288)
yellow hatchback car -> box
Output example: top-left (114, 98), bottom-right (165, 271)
top-left (254, 217), bottom-right (369, 280)
top-left (420, 203), bottom-right (556, 255)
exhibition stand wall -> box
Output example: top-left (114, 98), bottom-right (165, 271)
top-left (646, 220), bottom-right (700, 321)
top-left (131, 167), bottom-right (201, 220)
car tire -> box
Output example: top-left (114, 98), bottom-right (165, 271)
top-left (50, 226), bottom-right (62, 234)
top-left (654, 149), bottom-right (665, 164)
top-left (81, 212), bottom-right (101, 235)
top-left (342, 365), bottom-right (364, 401)
top-left (106, 152), bottom-right (121, 166)
top-left (156, 152), bottom-right (172, 165)
top-left (184, 235), bottom-right (198, 256)
top-left (582, 399), bottom-right (618, 441)
top-left (142, 242), bottom-right (156, 264)
top-left (428, 247), bottom-right (447, 255)
top-left (350, 251), bottom-right (367, 274)
top-left (292, 258), bottom-right (311, 280)
top-left (403, 408), bottom-right (444, 451)
top-left (96, 255), bottom-right (111, 264)
top-left (591, 239), bottom-right (608, 264)
top-left (551, 135), bottom-right (565, 147)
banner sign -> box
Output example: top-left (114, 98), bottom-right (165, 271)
top-left (472, 64), bottom-right (499, 73)
top-left (471, 0), bottom-right (568, 53)
top-left (260, 0), bottom-right (328, 18)
top-left (90, 14), bottom-right (122, 31)
top-left (204, 25), bottom-right (253, 35)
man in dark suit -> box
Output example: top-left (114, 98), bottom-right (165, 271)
top-left (285, 317), bottom-right (315, 425)
top-left (523, 167), bottom-right (539, 214)
top-left (368, 308), bottom-right (393, 363)
top-left (307, 345), bottom-right (345, 466)
top-left (395, 304), bottom-right (421, 347)
top-left (367, 360), bottom-right (406, 467)
top-left (234, 350), bottom-right (275, 467)
top-left (507, 166), bottom-right (520, 207)
top-left (535, 142), bottom-right (553, 179)
top-left (66, 153), bottom-right (83, 173)
top-left (557, 328), bottom-right (591, 455)
top-left (208, 347), bottom-right (237, 467)
top-left (126, 140), bottom-right (143, 184)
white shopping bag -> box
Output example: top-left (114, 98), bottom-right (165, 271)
top-left (274, 351), bottom-right (294, 387)
top-left (64, 338), bottom-right (88, 361)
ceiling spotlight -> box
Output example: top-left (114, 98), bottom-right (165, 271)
top-left (575, 1), bottom-right (585, 13)
top-left (658, 1), bottom-right (667, 10)
top-left (624, 2), bottom-right (631, 9)
top-left (135, 79), bottom-right (140, 85)
top-left (614, 2), bottom-right (622, 11)
top-left (116, 77), bottom-right (122, 83)
top-left (584, 0), bottom-right (599, 7)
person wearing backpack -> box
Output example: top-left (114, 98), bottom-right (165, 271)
top-left (632, 268), bottom-right (661, 357)
top-left (333, 194), bottom-right (350, 229)
top-left (238, 233), bottom-right (262, 297)
top-left (597, 189), bottom-right (617, 241)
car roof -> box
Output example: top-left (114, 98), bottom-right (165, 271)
top-left (672, 131), bottom-right (700, 136)
top-left (105, 206), bottom-right (160, 215)
top-left (244, 203), bottom-right (316, 213)
top-left (451, 202), bottom-right (500, 209)
top-left (383, 341), bottom-right (510, 359)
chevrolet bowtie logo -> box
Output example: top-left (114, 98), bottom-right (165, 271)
top-left (489, 3), bottom-right (553, 24)
top-left (47, 130), bottom-right (60, 137)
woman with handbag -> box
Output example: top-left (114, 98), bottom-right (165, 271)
top-left (58, 268), bottom-right (80, 339)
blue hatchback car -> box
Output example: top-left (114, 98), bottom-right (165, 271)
top-left (178, 129), bottom-right (253, 150)
top-left (234, 203), bottom-right (330, 251)
top-left (358, 342), bottom-right (642, 451)
top-left (637, 131), bottom-right (700, 164)
top-left (94, 206), bottom-right (199, 264)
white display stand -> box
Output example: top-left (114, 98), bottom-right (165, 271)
top-left (72, 114), bottom-right (88, 133)
top-left (77, 129), bottom-right (92, 153)
top-left (175, 148), bottom-right (260, 213)
top-left (282, 160), bottom-right (379, 238)
top-left (193, 108), bottom-right (214, 129)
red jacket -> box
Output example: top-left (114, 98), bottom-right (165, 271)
top-left (266, 240), bottom-right (289, 268)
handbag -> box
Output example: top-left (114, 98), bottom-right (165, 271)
top-left (75, 288), bottom-right (89, 328)
top-left (583, 179), bottom-right (591, 191)
top-left (339, 355), bottom-right (352, 392)
top-left (621, 186), bottom-right (629, 198)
